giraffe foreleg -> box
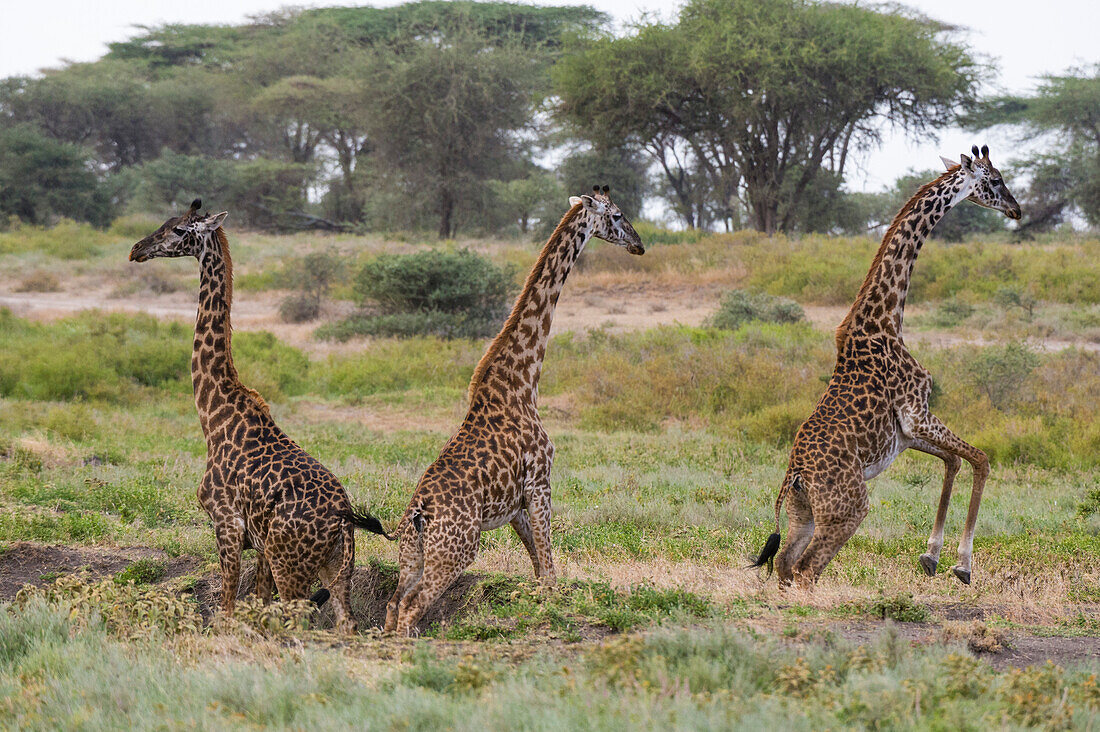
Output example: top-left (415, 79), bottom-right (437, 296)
top-left (510, 510), bottom-right (542, 578)
top-left (900, 410), bottom-right (988, 585)
top-left (523, 475), bottom-right (556, 589)
top-left (908, 438), bottom-right (962, 576)
top-left (214, 516), bottom-right (246, 615)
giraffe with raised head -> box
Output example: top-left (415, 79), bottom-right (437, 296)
top-left (366, 186), bottom-right (644, 636)
top-left (751, 146), bottom-right (1021, 588)
top-left (129, 200), bottom-right (389, 633)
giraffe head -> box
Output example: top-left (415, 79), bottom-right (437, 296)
top-left (569, 185), bottom-right (644, 255)
top-left (129, 199), bottom-right (229, 262)
top-left (941, 145), bottom-right (1022, 220)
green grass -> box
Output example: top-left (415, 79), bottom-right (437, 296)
top-left (1, 599), bottom-right (1099, 729)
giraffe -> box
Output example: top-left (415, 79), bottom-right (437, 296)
top-left (751, 146), bottom-right (1021, 588)
top-left (366, 186), bottom-right (644, 636)
top-left (129, 199), bottom-right (389, 633)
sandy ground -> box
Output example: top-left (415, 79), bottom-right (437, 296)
top-left (3, 285), bottom-right (1097, 355)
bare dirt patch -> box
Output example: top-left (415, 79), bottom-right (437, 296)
top-left (828, 619), bottom-right (1100, 671)
top-left (0, 542), bottom-right (201, 598)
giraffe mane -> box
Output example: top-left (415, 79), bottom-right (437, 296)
top-left (834, 167), bottom-right (958, 353)
top-left (214, 227), bottom-right (270, 416)
top-left (467, 203), bottom-right (583, 401)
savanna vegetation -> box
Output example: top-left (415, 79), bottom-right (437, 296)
top-left (3, 0), bottom-right (1097, 240)
top-left (3, 0), bottom-right (1100, 727)
top-left (2, 215), bottom-right (1100, 726)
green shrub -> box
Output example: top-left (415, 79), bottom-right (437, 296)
top-left (707, 290), bottom-right (806, 331)
top-left (115, 559), bottom-right (167, 586)
top-left (328, 250), bottom-right (513, 340)
top-left (860, 592), bottom-right (930, 623)
top-left (278, 293), bottom-right (321, 323)
top-left (278, 250), bottom-right (345, 324)
top-left (967, 341), bottom-right (1040, 410)
top-left (929, 297), bottom-right (975, 327)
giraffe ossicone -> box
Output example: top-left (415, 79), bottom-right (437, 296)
top-left (751, 145), bottom-right (1020, 588)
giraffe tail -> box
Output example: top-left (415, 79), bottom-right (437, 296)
top-left (748, 473), bottom-right (798, 576)
top-left (309, 588), bottom-right (331, 607)
top-left (338, 508), bottom-right (397, 541)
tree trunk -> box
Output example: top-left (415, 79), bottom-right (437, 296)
top-left (438, 191), bottom-right (455, 238)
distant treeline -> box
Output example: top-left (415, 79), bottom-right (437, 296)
top-left (0, 0), bottom-right (1096, 237)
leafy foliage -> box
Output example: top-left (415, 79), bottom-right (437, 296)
top-left (325, 250), bottom-right (514, 339)
top-left (555, 0), bottom-right (980, 232)
top-left (968, 64), bottom-right (1100, 232)
top-left (707, 290), bottom-right (806, 331)
top-left (0, 125), bottom-right (112, 227)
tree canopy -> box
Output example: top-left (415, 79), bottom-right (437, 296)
top-left (554, 0), bottom-right (982, 233)
top-left (968, 65), bottom-right (1100, 232)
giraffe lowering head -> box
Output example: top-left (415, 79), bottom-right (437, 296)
top-left (129, 199), bottom-right (228, 262)
top-left (940, 145), bottom-right (1022, 220)
top-left (569, 185), bottom-right (645, 255)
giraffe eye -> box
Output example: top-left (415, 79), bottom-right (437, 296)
top-left (173, 227), bottom-right (187, 236)
top-left (612, 212), bottom-right (623, 222)
top-left (992, 178), bottom-right (1003, 187)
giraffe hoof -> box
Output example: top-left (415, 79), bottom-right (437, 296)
top-left (918, 554), bottom-right (938, 577)
top-left (952, 566), bottom-right (971, 585)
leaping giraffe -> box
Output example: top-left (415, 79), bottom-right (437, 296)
top-left (751, 146), bottom-right (1021, 588)
top-left (361, 187), bottom-right (644, 636)
top-left (129, 200), bottom-right (389, 633)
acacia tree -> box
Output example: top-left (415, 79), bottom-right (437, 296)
top-left (555, 0), bottom-right (981, 233)
top-left (968, 65), bottom-right (1100, 231)
top-left (369, 30), bottom-right (540, 237)
top-left (0, 124), bottom-right (112, 226)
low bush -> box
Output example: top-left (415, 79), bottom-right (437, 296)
top-left (115, 559), bottom-right (168, 586)
top-left (707, 289), bottom-right (806, 331)
top-left (278, 293), bottom-right (321, 323)
top-left (324, 250), bottom-right (513, 340)
top-left (278, 250), bottom-right (345, 324)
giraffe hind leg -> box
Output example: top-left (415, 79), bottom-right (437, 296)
top-left (395, 523), bottom-right (478, 637)
top-left (775, 485), bottom-right (814, 586)
top-left (318, 524), bottom-right (358, 634)
top-left (510, 511), bottom-right (542, 578)
top-left (385, 522), bottom-right (424, 634)
top-left (792, 475), bottom-right (869, 588)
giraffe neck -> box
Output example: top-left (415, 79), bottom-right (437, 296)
top-left (468, 205), bottom-right (591, 405)
top-left (192, 228), bottom-right (266, 440)
top-left (835, 168), bottom-right (970, 351)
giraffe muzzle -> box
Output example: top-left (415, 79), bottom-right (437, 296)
top-left (626, 243), bottom-right (645, 255)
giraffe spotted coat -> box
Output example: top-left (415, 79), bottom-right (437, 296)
top-left (752, 146), bottom-right (1022, 588)
top-left (383, 187), bottom-right (644, 636)
top-left (129, 201), bottom-right (388, 633)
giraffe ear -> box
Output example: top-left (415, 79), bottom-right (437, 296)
top-left (197, 211), bottom-right (228, 231)
top-left (568, 196), bottom-right (583, 207)
top-left (959, 153), bottom-right (973, 171)
top-left (940, 156), bottom-right (958, 171)
top-left (577, 194), bottom-right (605, 214)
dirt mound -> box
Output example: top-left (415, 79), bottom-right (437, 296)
top-left (0, 542), bottom-right (201, 599)
top-left (192, 561), bottom-right (487, 633)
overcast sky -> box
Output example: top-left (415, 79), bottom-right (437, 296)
top-left (2, 0), bottom-right (1097, 194)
